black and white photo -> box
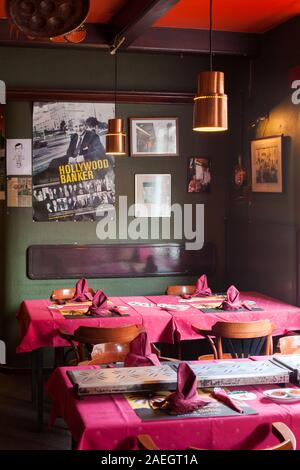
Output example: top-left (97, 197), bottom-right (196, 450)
top-left (32, 101), bottom-right (115, 221)
top-left (251, 136), bottom-right (282, 193)
top-left (135, 174), bottom-right (171, 217)
top-left (130, 118), bottom-right (178, 156)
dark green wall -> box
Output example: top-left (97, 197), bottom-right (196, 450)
top-left (227, 16), bottom-right (300, 304)
top-left (0, 46), bottom-right (245, 365)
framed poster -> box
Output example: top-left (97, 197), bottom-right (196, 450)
top-left (251, 136), bottom-right (282, 193)
top-left (6, 138), bottom-right (32, 175)
top-left (32, 101), bottom-right (115, 221)
top-left (188, 157), bottom-right (211, 193)
top-left (130, 118), bottom-right (178, 156)
top-left (135, 174), bottom-right (171, 217)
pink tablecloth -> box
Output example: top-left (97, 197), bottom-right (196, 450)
top-left (17, 292), bottom-right (300, 353)
top-left (148, 292), bottom-right (300, 341)
top-left (46, 361), bottom-right (300, 450)
top-left (16, 297), bottom-right (174, 353)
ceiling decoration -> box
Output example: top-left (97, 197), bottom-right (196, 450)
top-left (6, 0), bottom-right (89, 42)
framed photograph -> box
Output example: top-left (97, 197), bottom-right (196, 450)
top-left (135, 174), bottom-right (171, 217)
top-left (251, 136), bottom-right (282, 193)
top-left (130, 118), bottom-right (178, 156)
top-left (188, 157), bottom-right (211, 193)
top-left (6, 138), bottom-right (32, 175)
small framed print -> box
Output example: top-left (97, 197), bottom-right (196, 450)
top-left (130, 118), bottom-right (178, 156)
top-left (6, 138), bottom-right (32, 176)
top-left (135, 174), bottom-right (171, 217)
top-left (188, 157), bottom-right (211, 193)
top-left (251, 136), bottom-right (282, 193)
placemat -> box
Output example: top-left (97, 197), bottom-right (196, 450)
top-left (125, 390), bottom-right (257, 421)
top-left (63, 313), bottom-right (130, 319)
top-left (199, 307), bottom-right (263, 313)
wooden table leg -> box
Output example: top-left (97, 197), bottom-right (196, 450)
top-left (31, 350), bottom-right (37, 406)
top-left (31, 349), bottom-right (44, 432)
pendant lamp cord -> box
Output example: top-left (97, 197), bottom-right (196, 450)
top-left (114, 52), bottom-right (118, 114)
top-left (241, 91), bottom-right (245, 163)
top-left (209, 0), bottom-right (213, 71)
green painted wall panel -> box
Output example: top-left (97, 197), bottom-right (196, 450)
top-left (0, 46), bottom-right (244, 365)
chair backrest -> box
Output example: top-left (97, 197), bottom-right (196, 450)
top-left (166, 285), bottom-right (196, 296)
top-left (51, 287), bottom-right (95, 300)
top-left (137, 422), bottom-right (296, 450)
top-left (74, 324), bottom-right (145, 365)
top-left (278, 335), bottom-right (300, 354)
top-left (264, 422), bottom-right (296, 450)
top-left (212, 320), bottom-right (274, 359)
top-left (194, 320), bottom-right (274, 359)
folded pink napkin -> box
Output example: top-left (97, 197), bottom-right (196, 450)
top-left (193, 274), bottom-right (212, 297)
top-left (72, 278), bottom-right (94, 302)
top-left (220, 285), bottom-right (251, 311)
top-left (152, 363), bottom-right (210, 414)
top-left (212, 387), bottom-right (244, 413)
top-left (124, 331), bottom-right (161, 367)
top-left (88, 289), bottom-right (108, 316)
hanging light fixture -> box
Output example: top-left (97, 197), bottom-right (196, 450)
top-left (106, 44), bottom-right (126, 155)
top-left (193, 0), bottom-right (228, 132)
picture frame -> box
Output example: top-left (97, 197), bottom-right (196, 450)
top-left (6, 138), bottom-right (32, 176)
top-left (187, 157), bottom-right (211, 193)
top-left (135, 174), bottom-right (171, 217)
top-left (130, 117), bottom-right (178, 156)
top-left (251, 135), bottom-right (282, 193)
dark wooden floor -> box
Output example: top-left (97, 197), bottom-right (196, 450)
top-left (0, 369), bottom-right (70, 450)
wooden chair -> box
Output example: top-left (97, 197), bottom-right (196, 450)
top-left (137, 422), bottom-right (296, 450)
top-left (59, 324), bottom-right (145, 365)
top-left (51, 287), bottom-right (95, 301)
top-left (278, 335), bottom-right (300, 354)
top-left (166, 285), bottom-right (196, 296)
top-left (192, 320), bottom-right (275, 359)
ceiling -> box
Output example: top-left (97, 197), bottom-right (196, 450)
top-left (0, 0), bottom-right (300, 53)
top-left (154, 0), bottom-right (300, 33)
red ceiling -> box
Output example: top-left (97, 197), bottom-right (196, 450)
top-left (1, 0), bottom-right (300, 33)
top-left (155, 0), bottom-right (300, 33)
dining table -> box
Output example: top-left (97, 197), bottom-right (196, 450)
top-left (45, 356), bottom-right (300, 450)
top-left (16, 290), bottom-right (300, 431)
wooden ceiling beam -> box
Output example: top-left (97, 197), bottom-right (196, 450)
top-left (0, 21), bottom-right (260, 57)
top-left (130, 27), bottom-right (261, 56)
top-left (108, 0), bottom-right (180, 50)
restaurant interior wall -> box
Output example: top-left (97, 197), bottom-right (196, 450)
top-left (227, 15), bottom-right (300, 306)
top-left (0, 46), bottom-right (246, 365)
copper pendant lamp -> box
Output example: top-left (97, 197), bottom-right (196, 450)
top-left (106, 48), bottom-right (126, 156)
top-left (193, 0), bottom-right (228, 132)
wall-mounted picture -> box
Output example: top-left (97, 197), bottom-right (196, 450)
top-left (6, 138), bottom-right (32, 176)
top-left (135, 174), bottom-right (171, 217)
top-left (251, 135), bottom-right (282, 193)
top-left (7, 176), bottom-right (32, 207)
top-left (32, 101), bottom-right (115, 221)
top-left (188, 157), bottom-right (211, 193)
top-left (130, 118), bottom-right (178, 156)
